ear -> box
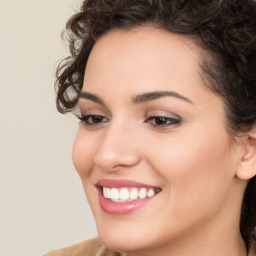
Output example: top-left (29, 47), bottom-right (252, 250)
top-left (236, 124), bottom-right (256, 180)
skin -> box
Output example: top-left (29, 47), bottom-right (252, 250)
top-left (72, 27), bottom-right (250, 256)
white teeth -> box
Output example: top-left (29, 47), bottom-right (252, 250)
top-left (103, 187), bottom-right (111, 198)
top-left (139, 188), bottom-right (147, 199)
top-left (102, 187), bottom-right (160, 202)
top-left (130, 188), bottom-right (138, 200)
top-left (147, 188), bottom-right (155, 197)
top-left (119, 188), bottom-right (130, 201)
top-left (110, 188), bottom-right (119, 201)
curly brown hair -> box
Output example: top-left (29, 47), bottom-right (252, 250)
top-left (55, 0), bottom-right (256, 251)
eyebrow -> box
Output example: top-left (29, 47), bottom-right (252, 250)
top-left (78, 90), bottom-right (193, 105)
top-left (79, 92), bottom-right (106, 106)
top-left (131, 91), bottom-right (193, 104)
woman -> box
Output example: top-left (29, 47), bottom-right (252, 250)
top-left (45, 0), bottom-right (256, 255)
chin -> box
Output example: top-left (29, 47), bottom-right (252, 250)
top-left (96, 222), bottom-right (153, 253)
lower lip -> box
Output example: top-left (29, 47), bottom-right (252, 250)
top-left (98, 189), bottom-right (157, 215)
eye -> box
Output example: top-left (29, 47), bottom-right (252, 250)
top-left (145, 116), bottom-right (181, 128)
top-left (79, 114), bottom-right (109, 126)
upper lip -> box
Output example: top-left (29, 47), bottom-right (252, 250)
top-left (96, 179), bottom-right (161, 189)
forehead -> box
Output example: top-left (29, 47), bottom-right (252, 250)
top-left (83, 26), bottom-right (209, 100)
top-left (87, 26), bottom-right (202, 73)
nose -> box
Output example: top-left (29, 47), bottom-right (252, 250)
top-left (94, 122), bottom-right (140, 172)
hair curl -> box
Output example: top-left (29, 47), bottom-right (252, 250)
top-left (56, 0), bottom-right (256, 251)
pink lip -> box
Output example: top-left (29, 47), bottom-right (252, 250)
top-left (96, 179), bottom-right (159, 189)
top-left (96, 179), bottom-right (161, 215)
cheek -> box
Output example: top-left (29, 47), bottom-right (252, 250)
top-left (72, 129), bottom-right (96, 177)
top-left (145, 129), bottom-right (235, 213)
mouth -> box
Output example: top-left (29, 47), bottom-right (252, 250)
top-left (102, 187), bottom-right (161, 202)
top-left (96, 179), bottom-right (162, 214)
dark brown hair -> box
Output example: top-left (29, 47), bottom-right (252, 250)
top-left (55, 0), bottom-right (256, 251)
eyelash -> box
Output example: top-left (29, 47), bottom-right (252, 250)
top-left (145, 116), bottom-right (181, 128)
top-left (78, 114), bottom-right (181, 128)
top-left (78, 115), bottom-right (109, 126)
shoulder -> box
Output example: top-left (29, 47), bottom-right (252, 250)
top-left (43, 237), bottom-right (125, 256)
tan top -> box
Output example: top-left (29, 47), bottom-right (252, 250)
top-left (43, 237), bottom-right (126, 256)
top-left (44, 237), bottom-right (256, 256)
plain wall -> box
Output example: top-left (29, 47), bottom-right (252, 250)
top-left (0, 1), bottom-right (97, 255)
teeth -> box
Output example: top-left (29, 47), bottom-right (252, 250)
top-left (102, 187), bottom-right (159, 202)
top-left (139, 188), bottom-right (147, 199)
top-left (103, 187), bottom-right (111, 198)
top-left (119, 188), bottom-right (130, 201)
top-left (110, 188), bottom-right (119, 201)
top-left (130, 188), bottom-right (138, 200)
top-left (147, 188), bottom-right (155, 197)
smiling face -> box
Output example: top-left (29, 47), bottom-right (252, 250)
top-left (73, 27), bottom-right (246, 255)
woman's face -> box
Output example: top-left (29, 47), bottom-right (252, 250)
top-left (73, 27), bottom-right (244, 254)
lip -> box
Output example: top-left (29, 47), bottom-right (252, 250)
top-left (96, 179), bottom-right (160, 189)
top-left (96, 179), bottom-right (161, 215)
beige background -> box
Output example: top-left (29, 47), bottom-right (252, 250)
top-left (0, 1), bottom-right (97, 255)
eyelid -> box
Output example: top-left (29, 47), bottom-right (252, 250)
top-left (78, 100), bottom-right (111, 118)
top-left (78, 114), bottom-right (109, 127)
top-left (146, 115), bottom-right (180, 123)
top-left (79, 107), bottom-right (106, 116)
top-left (144, 112), bottom-right (182, 129)
top-left (145, 109), bottom-right (181, 119)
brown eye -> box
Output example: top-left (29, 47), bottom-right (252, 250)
top-left (90, 115), bottom-right (105, 123)
top-left (146, 116), bottom-right (181, 128)
top-left (79, 115), bottom-right (109, 126)
top-left (154, 117), bottom-right (170, 125)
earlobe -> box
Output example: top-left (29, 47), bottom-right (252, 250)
top-left (236, 125), bottom-right (256, 180)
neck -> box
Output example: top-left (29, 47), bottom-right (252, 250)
top-left (125, 202), bottom-right (247, 256)
top-left (125, 229), bottom-right (247, 256)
